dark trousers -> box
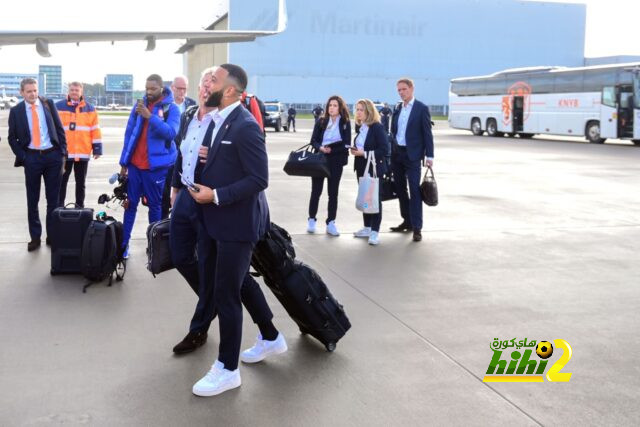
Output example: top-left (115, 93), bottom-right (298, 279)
top-left (161, 164), bottom-right (174, 220)
top-left (355, 159), bottom-right (383, 232)
top-left (308, 155), bottom-right (344, 224)
top-left (59, 160), bottom-right (89, 207)
top-left (23, 149), bottom-right (63, 240)
top-left (199, 236), bottom-right (274, 371)
top-left (170, 188), bottom-right (215, 333)
top-left (287, 116), bottom-right (296, 131)
top-left (391, 148), bottom-right (423, 230)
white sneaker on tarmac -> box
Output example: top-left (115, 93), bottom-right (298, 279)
top-left (326, 220), bottom-right (340, 236)
top-left (368, 231), bottom-right (380, 246)
top-left (240, 333), bottom-right (288, 364)
top-left (353, 227), bottom-right (372, 238)
top-left (192, 360), bottom-right (241, 397)
top-left (307, 218), bottom-right (317, 233)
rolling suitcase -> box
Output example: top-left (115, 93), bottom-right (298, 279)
top-left (146, 218), bottom-right (173, 276)
top-left (251, 223), bottom-right (351, 351)
top-left (50, 204), bottom-right (94, 275)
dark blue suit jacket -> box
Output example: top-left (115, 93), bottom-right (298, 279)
top-left (199, 105), bottom-right (269, 243)
top-left (8, 98), bottom-right (67, 167)
top-left (310, 116), bottom-right (351, 166)
top-left (353, 122), bottom-right (389, 176)
top-left (391, 99), bottom-right (434, 161)
top-left (184, 97), bottom-right (197, 109)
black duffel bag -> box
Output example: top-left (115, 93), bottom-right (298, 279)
top-left (420, 166), bottom-right (438, 207)
top-left (146, 217), bottom-right (173, 277)
top-left (283, 143), bottom-right (330, 178)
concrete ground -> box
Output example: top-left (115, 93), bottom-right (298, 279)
top-left (0, 111), bottom-right (638, 426)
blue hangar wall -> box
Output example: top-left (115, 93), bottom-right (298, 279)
top-left (229, 0), bottom-right (586, 108)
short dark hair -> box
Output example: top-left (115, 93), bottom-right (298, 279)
top-left (146, 74), bottom-right (164, 87)
top-left (220, 63), bottom-right (248, 92)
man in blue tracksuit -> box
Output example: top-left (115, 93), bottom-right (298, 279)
top-left (119, 74), bottom-right (179, 258)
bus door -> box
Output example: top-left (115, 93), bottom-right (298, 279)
top-left (618, 87), bottom-right (634, 139)
top-left (633, 75), bottom-right (640, 140)
top-left (600, 86), bottom-right (617, 138)
top-left (513, 96), bottom-right (524, 132)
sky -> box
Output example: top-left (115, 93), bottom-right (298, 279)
top-left (1, 0), bottom-right (639, 90)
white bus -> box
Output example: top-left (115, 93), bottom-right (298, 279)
top-left (448, 63), bottom-right (640, 145)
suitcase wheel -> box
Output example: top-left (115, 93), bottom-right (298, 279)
top-left (325, 342), bottom-right (336, 352)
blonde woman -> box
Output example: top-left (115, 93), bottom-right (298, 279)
top-left (350, 99), bottom-right (389, 245)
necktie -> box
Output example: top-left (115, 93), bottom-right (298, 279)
top-left (31, 104), bottom-right (41, 148)
top-left (194, 120), bottom-right (216, 183)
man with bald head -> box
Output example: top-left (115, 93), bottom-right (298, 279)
top-left (171, 76), bottom-right (196, 115)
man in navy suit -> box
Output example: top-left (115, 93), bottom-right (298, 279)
top-left (389, 78), bottom-right (434, 242)
top-left (188, 64), bottom-right (286, 397)
top-left (8, 78), bottom-right (66, 251)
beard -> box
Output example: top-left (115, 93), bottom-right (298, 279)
top-left (204, 88), bottom-right (224, 108)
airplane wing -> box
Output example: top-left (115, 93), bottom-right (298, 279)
top-left (0, 0), bottom-right (287, 57)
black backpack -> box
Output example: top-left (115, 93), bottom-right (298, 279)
top-left (251, 222), bottom-right (296, 285)
top-left (81, 216), bottom-right (125, 292)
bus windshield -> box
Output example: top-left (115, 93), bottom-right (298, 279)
top-left (634, 74), bottom-right (640, 108)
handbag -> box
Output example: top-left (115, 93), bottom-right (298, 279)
top-left (356, 152), bottom-right (380, 214)
top-left (283, 143), bottom-right (331, 178)
top-left (420, 166), bottom-right (438, 207)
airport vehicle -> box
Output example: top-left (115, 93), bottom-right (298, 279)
top-left (264, 102), bottom-right (287, 132)
top-left (449, 63), bottom-right (640, 145)
top-left (0, 86), bottom-right (19, 110)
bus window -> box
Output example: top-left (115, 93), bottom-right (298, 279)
top-left (602, 86), bottom-right (616, 108)
top-left (634, 75), bottom-right (640, 108)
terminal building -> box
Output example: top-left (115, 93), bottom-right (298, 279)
top-left (181, 0), bottom-right (588, 113)
top-left (0, 73), bottom-right (38, 97)
top-left (104, 74), bottom-right (134, 106)
top-left (38, 65), bottom-right (63, 97)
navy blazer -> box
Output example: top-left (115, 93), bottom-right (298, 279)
top-left (184, 97), bottom-right (197, 109)
top-left (199, 105), bottom-right (269, 243)
top-left (310, 116), bottom-right (351, 166)
top-left (8, 98), bottom-right (67, 167)
top-left (390, 99), bottom-right (434, 161)
top-left (353, 122), bottom-right (389, 176)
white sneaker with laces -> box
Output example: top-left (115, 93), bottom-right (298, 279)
top-left (368, 231), bottom-right (380, 246)
top-left (240, 333), bottom-right (288, 364)
top-left (353, 227), bottom-right (372, 238)
top-left (307, 218), bottom-right (317, 233)
top-left (192, 360), bottom-right (241, 397)
top-left (326, 220), bottom-right (340, 236)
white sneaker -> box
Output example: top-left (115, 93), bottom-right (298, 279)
top-left (192, 360), bottom-right (241, 397)
top-left (307, 218), bottom-right (317, 233)
top-left (240, 333), bottom-right (288, 364)
top-left (368, 231), bottom-right (380, 246)
top-left (326, 221), bottom-right (340, 236)
top-left (353, 227), bottom-right (372, 238)
top-left (122, 245), bottom-right (130, 259)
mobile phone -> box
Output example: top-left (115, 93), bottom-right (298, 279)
top-left (179, 172), bottom-right (200, 192)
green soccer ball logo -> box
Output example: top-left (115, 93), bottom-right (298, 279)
top-left (536, 341), bottom-right (554, 359)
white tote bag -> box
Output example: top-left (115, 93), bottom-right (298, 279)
top-left (356, 152), bottom-right (380, 214)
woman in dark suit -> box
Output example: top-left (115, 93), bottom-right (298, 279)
top-left (351, 99), bottom-right (389, 245)
top-left (307, 95), bottom-right (351, 236)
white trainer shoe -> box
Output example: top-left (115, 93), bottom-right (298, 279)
top-left (307, 218), bottom-right (317, 233)
top-left (192, 360), bottom-right (241, 397)
top-left (353, 227), bottom-right (372, 238)
top-left (240, 333), bottom-right (288, 364)
top-left (326, 221), bottom-right (340, 236)
top-left (368, 231), bottom-right (380, 246)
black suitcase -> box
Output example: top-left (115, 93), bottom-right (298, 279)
top-left (50, 204), bottom-right (94, 275)
top-left (146, 218), bottom-right (173, 276)
top-left (262, 261), bottom-right (351, 352)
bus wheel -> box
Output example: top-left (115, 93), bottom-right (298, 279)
top-left (519, 133), bottom-right (534, 139)
top-left (586, 121), bottom-right (605, 144)
top-left (632, 140), bottom-right (640, 146)
top-left (486, 119), bottom-right (500, 137)
top-left (471, 119), bottom-right (483, 136)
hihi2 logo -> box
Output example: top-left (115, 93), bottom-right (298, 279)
top-left (483, 338), bottom-right (573, 382)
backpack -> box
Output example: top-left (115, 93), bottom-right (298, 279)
top-left (250, 222), bottom-right (296, 285)
top-left (81, 216), bottom-right (125, 292)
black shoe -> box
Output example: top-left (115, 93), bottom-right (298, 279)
top-left (27, 239), bottom-right (41, 252)
top-left (412, 230), bottom-right (422, 242)
top-left (45, 237), bottom-right (51, 246)
top-left (173, 331), bottom-right (208, 355)
top-left (390, 222), bottom-right (412, 232)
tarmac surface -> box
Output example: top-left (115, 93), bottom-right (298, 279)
top-left (0, 110), bottom-right (639, 426)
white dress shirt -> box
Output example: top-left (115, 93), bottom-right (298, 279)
top-left (355, 123), bottom-right (369, 151)
top-left (180, 108), bottom-right (213, 187)
top-left (321, 116), bottom-right (342, 145)
top-left (395, 97), bottom-right (414, 147)
top-left (25, 99), bottom-right (53, 150)
top-left (208, 100), bottom-right (241, 147)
